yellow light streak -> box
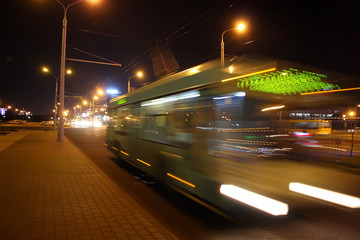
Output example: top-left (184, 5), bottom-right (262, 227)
top-left (120, 150), bottom-right (129, 156)
top-left (221, 68), bottom-right (277, 83)
top-left (111, 146), bottom-right (118, 151)
top-left (220, 184), bottom-right (288, 216)
top-left (289, 182), bottom-right (360, 208)
top-left (167, 173), bottom-right (195, 188)
top-left (104, 143), bottom-right (108, 147)
top-left (261, 105), bottom-right (285, 112)
top-left (137, 158), bottom-right (151, 167)
top-left (189, 66), bottom-right (200, 73)
top-left (301, 86), bottom-right (360, 95)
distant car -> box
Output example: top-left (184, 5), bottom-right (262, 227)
top-left (8, 120), bottom-right (26, 124)
top-left (41, 121), bottom-right (54, 126)
top-left (348, 127), bottom-right (360, 133)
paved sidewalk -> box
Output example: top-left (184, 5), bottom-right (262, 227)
top-left (0, 130), bottom-right (177, 240)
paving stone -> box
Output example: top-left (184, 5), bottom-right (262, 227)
top-left (0, 130), bottom-right (177, 240)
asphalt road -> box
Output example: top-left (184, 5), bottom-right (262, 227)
top-left (65, 127), bottom-right (360, 240)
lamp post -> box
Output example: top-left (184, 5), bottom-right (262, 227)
top-left (128, 71), bottom-right (143, 93)
top-left (42, 67), bottom-right (58, 130)
top-left (220, 23), bottom-right (245, 68)
top-left (76, 105), bottom-right (81, 117)
top-left (83, 100), bottom-right (88, 117)
top-left (92, 95), bottom-right (98, 118)
top-left (42, 66), bottom-right (72, 130)
top-left (55, 0), bottom-right (99, 141)
top-left (55, 0), bottom-right (83, 141)
top-left (91, 95), bottom-right (99, 127)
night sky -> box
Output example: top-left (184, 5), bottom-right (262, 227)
top-left (1, 0), bottom-right (359, 114)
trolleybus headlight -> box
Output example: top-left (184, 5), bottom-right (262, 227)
top-left (220, 184), bottom-right (289, 216)
top-left (289, 182), bottom-right (360, 208)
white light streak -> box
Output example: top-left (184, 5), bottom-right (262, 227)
top-left (141, 90), bottom-right (200, 106)
top-left (213, 92), bottom-right (246, 100)
top-left (289, 182), bottom-right (360, 208)
top-left (220, 184), bottom-right (289, 216)
top-left (261, 105), bottom-right (285, 112)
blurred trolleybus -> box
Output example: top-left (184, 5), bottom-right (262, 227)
top-left (106, 55), bottom-right (360, 218)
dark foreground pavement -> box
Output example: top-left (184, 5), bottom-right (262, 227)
top-left (0, 130), bottom-right (177, 240)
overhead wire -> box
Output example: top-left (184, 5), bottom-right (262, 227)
top-left (120, 0), bottom-right (235, 73)
top-left (70, 0), bottom-right (236, 93)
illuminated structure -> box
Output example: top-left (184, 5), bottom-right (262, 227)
top-left (236, 68), bottom-right (339, 95)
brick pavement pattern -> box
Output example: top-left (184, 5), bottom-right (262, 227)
top-left (0, 130), bottom-right (178, 240)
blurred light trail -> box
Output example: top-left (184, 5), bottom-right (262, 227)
top-left (141, 90), bottom-right (200, 106)
top-left (289, 183), bottom-right (360, 208)
top-left (167, 173), bottom-right (196, 188)
top-left (221, 68), bottom-right (276, 83)
top-left (261, 105), bottom-right (285, 112)
top-left (301, 86), bottom-right (360, 95)
top-left (136, 158), bottom-right (151, 167)
top-left (220, 184), bottom-right (289, 216)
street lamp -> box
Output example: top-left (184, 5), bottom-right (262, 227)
top-left (42, 66), bottom-right (72, 130)
top-left (55, 0), bottom-right (99, 142)
top-left (92, 95), bottom-right (98, 118)
top-left (82, 100), bottom-right (89, 116)
top-left (128, 71), bottom-right (143, 93)
top-left (97, 89), bottom-right (104, 95)
top-left (42, 67), bottom-right (58, 130)
top-left (220, 23), bottom-right (246, 68)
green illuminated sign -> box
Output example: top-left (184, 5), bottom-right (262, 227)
top-left (117, 99), bottom-right (127, 105)
top-left (237, 68), bottom-right (339, 95)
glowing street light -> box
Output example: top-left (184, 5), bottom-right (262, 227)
top-left (220, 23), bottom-right (246, 68)
top-left (97, 89), bottom-right (104, 95)
top-left (237, 23), bottom-right (245, 31)
top-left (55, 0), bottom-right (100, 142)
top-left (42, 66), bottom-right (72, 130)
top-left (42, 66), bottom-right (72, 78)
top-left (92, 95), bottom-right (99, 117)
top-left (128, 71), bottom-right (143, 93)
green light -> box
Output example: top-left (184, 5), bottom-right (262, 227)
top-left (236, 68), bottom-right (338, 95)
top-left (117, 99), bottom-right (127, 105)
